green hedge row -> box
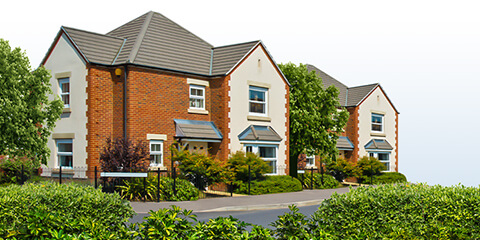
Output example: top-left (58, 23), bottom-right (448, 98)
top-left (298, 173), bottom-right (340, 189)
top-left (234, 175), bottom-right (303, 195)
top-left (117, 176), bottom-right (199, 201)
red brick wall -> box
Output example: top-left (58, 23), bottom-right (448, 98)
top-left (210, 75), bottom-right (230, 164)
top-left (344, 107), bottom-right (360, 164)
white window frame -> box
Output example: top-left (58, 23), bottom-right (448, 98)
top-left (150, 140), bottom-right (164, 167)
top-left (56, 139), bottom-right (73, 168)
top-left (189, 85), bottom-right (205, 110)
top-left (58, 78), bottom-right (70, 108)
top-left (368, 151), bottom-right (391, 172)
top-left (371, 113), bottom-right (384, 133)
top-left (249, 86), bottom-right (268, 117)
top-left (244, 144), bottom-right (278, 174)
top-left (306, 155), bottom-right (315, 168)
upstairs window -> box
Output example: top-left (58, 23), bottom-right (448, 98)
top-left (150, 140), bottom-right (163, 167)
top-left (58, 78), bottom-right (70, 108)
top-left (189, 85), bottom-right (205, 109)
top-left (249, 86), bottom-right (268, 116)
top-left (57, 139), bottom-right (73, 168)
top-left (371, 113), bottom-right (384, 132)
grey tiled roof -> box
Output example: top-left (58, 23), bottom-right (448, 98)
top-left (238, 125), bottom-right (282, 142)
top-left (174, 119), bottom-right (223, 140)
top-left (62, 27), bottom-right (125, 65)
top-left (306, 64), bottom-right (348, 106)
top-left (336, 136), bottom-right (354, 150)
top-left (212, 41), bottom-right (260, 75)
top-left (364, 139), bottom-right (393, 150)
top-left (346, 83), bottom-right (378, 107)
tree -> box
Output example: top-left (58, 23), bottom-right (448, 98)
top-left (0, 39), bottom-right (63, 165)
top-left (279, 63), bottom-right (349, 176)
top-left (356, 156), bottom-right (386, 183)
top-left (99, 137), bottom-right (149, 172)
top-left (325, 157), bottom-right (359, 182)
top-left (226, 151), bottom-right (270, 183)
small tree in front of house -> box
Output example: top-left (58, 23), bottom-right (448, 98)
top-left (99, 137), bottom-right (149, 173)
top-left (356, 156), bottom-right (386, 184)
top-left (226, 151), bottom-right (270, 183)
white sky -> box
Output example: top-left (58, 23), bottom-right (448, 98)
top-left (2, 0), bottom-right (480, 186)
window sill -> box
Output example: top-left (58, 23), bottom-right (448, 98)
top-left (370, 132), bottom-right (386, 137)
top-left (247, 115), bottom-right (271, 122)
top-left (148, 166), bottom-right (167, 171)
top-left (188, 108), bottom-right (209, 115)
top-left (62, 108), bottom-right (71, 113)
top-left (52, 168), bottom-right (74, 173)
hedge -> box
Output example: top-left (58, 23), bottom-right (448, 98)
top-left (235, 175), bottom-right (302, 195)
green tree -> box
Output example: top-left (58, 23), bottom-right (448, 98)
top-left (326, 157), bottom-right (359, 182)
top-left (0, 39), bottom-right (63, 165)
top-left (226, 151), bottom-right (270, 182)
top-left (279, 63), bottom-right (349, 176)
top-left (356, 156), bottom-right (386, 183)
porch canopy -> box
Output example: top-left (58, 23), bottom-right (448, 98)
top-left (238, 125), bottom-right (282, 142)
top-left (174, 119), bottom-right (223, 142)
top-left (337, 136), bottom-right (354, 151)
top-left (364, 139), bottom-right (393, 150)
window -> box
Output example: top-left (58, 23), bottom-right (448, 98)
top-left (249, 86), bottom-right (268, 116)
top-left (244, 144), bottom-right (277, 174)
top-left (306, 155), bottom-right (315, 168)
top-left (150, 140), bottom-right (163, 167)
top-left (189, 85), bottom-right (205, 109)
top-left (58, 78), bottom-right (70, 108)
top-left (371, 113), bottom-right (384, 132)
top-left (56, 139), bottom-right (73, 168)
top-left (368, 152), bottom-right (390, 171)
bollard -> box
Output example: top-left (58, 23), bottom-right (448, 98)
top-left (21, 164), bottom-right (24, 185)
top-left (248, 165), bottom-right (251, 195)
top-left (94, 166), bottom-right (98, 189)
top-left (173, 167), bottom-right (177, 196)
top-left (157, 167), bottom-right (160, 202)
top-left (143, 177), bottom-right (146, 202)
top-left (59, 165), bottom-right (62, 184)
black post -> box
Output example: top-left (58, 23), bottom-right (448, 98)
top-left (143, 177), bottom-right (146, 202)
top-left (230, 182), bottom-right (233, 197)
top-left (320, 159), bottom-right (324, 186)
top-left (248, 165), bottom-right (251, 195)
top-left (59, 165), bottom-right (62, 184)
top-left (173, 166), bottom-right (177, 196)
top-left (310, 168), bottom-right (314, 190)
top-left (21, 164), bottom-right (24, 185)
top-left (94, 166), bottom-right (98, 189)
top-left (157, 167), bottom-right (160, 202)
top-left (370, 162), bottom-right (373, 185)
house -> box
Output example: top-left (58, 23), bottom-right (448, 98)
top-left (306, 64), bottom-right (399, 172)
top-left (40, 11), bottom-right (290, 179)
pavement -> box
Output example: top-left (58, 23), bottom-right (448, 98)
top-left (130, 187), bottom-right (354, 214)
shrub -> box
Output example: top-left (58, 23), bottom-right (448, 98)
top-left (271, 205), bottom-right (331, 240)
top-left (0, 182), bottom-right (134, 239)
top-left (100, 137), bottom-right (149, 173)
top-left (235, 175), bottom-right (302, 195)
top-left (117, 175), bottom-right (199, 201)
top-left (0, 155), bottom-right (40, 184)
top-left (356, 156), bottom-right (386, 183)
top-left (374, 172), bottom-right (407, 184)
top-left (325, 157), bottom-right (358, 182)
top-left (298, 173), bottom-right (340, 189)
top-left (311, 183), bottom-right (480, 239)
top-left (174, 147), bottom-right (224, 189)
top-left (226, 151), bottom-right (270, 183)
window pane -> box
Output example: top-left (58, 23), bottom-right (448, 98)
top-left (246, 146), bottom-right (253, 153)
top-left (60, 155), bottom-right (73, 167)
top-left (266, 160), bottom-right (277, 174)
top-left (151, 144), bottom-right (161, 152)
top-left (249, 90), bottom-right (265, 102)
top-left (259, 147), bottom-right (275, 158)
top-left (249, 102), bottom-right (265, 114)
top-left (378, 153), bottom-right (389, 161)
top-left (372, 124), bottom-right (382, 131)
top-left (151, 154), bottom-right (162, 165)
top-left (58, 143), bottom-right (72, 152)
top-left (61, 82), bottom-right (70, 93)
top-left (372, 115), bottom-right (382, 123)
top-left (190, 98), bottom-right (204, 108)
top-left (383, 162), bottom-right (390, 170)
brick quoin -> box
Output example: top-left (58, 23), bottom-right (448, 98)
top-left (395, 111), bottom-right (399, 172)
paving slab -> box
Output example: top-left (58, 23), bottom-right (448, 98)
top-left (130, 187), bottom-right (355, 213)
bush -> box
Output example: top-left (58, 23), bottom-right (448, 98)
top-left (374, 172), bottom-right (407, 184)
top-left (235, 175), bottom-right (302, 195)
top-left (298, 173), bottom-right (340, 189)
top-left (0, 155), bottom-right (40, 184)
top-left (325, 157), bottom-right (358, 182)
top-left (356, 156), bottom-right (386, 183)
top-left (226, 151), bottom-right (270, 182)
top-left (310, 183), bottom-right (480, 239)
top-left (100, 137), bottom-right (149, 173)
top-left (117, 175), bottom-right (199, 201)
top-left (0, 182), bottom-right (134, 239)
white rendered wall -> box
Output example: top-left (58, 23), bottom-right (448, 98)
top-left (228, 46), bottom-right (288, 174)
top-left (357, 87), bottom-right (397, 171)
top-left (43, 34), bottom-right (88, 178)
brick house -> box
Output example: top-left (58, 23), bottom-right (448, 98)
top-left (40, 11), bottom-right (290, 179)
top-left (305, 64), bottom-right (399, 172)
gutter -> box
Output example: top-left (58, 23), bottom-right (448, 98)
top-left (123, 65), bottom-right (128, 140)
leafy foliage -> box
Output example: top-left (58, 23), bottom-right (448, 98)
top-left (173, 146), bottom-right (224, 189)
top-left (235, 175), bottom-right (302, 195)
top-left (227, 151), bottom-right (270, 182)
top-left (100, 137), bottom-right (149, 173)
top-left (279, 63), bottom-right (349, 176)
top-left (356, 156), bottom-right (386, 183)
top-left (0, 182), bottom-right (134, 239)
top-left (311, 183), bottom-right (480, 239)
top-left (271, 205), bottom-right (331, 240)
top-left (0, 155), bottom-right (40, 184)
top-left (298, 173), bottom-right (340, 189)
top-left (374, 172), bottom-right (407, 184)
top-left (117, 175), bottom-right (199, 201)
top-left (325, 157), bottom-right (359, 182)
top-left (0, 39), bottom-right (63, 164)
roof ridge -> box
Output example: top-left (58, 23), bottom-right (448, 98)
top-left (347, 83), bottom-right (379, 89)
top-left (62, 26), bottom-right (124, 40)
top-left (213, 40), bottom-right (261, 49)
top-left (306, 64), bottom-right (348, 89)
top-left (127, 11), bottom-right (154, 63)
